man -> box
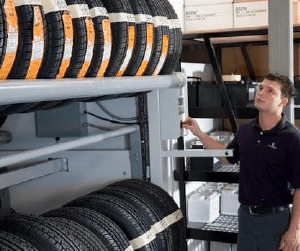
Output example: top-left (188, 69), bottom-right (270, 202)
top-left (182, 73), bottom-right (300, 251)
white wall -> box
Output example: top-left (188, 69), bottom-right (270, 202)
top-left (0, 98), bottom-right (138, 215)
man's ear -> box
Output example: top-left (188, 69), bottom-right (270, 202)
top-left (281, 97), bottom-right (289, 107)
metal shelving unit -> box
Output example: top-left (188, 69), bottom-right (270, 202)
top-left (0, 73), bottom-right (186, 215)
top-left (178, 24), bottom-right (300, 247)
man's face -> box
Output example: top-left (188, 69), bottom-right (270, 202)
top-left (254, 79), bottom-right (288, 112)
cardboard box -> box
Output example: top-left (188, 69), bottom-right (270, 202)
top-left (234, 1), bottom-right (300, 28)
top-left (185, 3), bottom-right (234, 31)
top-left (185, 0), bottom-right (232, 6)
top-left (234, 1), bottom-right (268, 28)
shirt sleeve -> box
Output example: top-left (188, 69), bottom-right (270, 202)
top-left (226, 130), bottom-right (240, 164)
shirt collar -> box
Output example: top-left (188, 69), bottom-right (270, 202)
top-left (253, 113), bottom-right (287, 134)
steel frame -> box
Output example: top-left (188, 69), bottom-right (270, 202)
top-left (0, 74), bottom-right (185, 105)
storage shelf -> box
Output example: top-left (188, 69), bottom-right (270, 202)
top-left (189, 107), bottom-right (258, 119)
top-left (183, 24), bottom-right (300, 47)
top-left (187, 215), bottom-right (238, 243)
top-left (187, 228), bottom-right (238, 244)
top-left (180, 23), bottom-right (300, 248)
top-left (189, 107), bottom-right (300, 119)
top-left (174, 170), bottom-right (239, 183)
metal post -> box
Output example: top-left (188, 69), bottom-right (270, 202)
top-left (177, 136), bottom-right (187, 251)
top-left (129, 127), bottom-right (143, 179)
top-left (0, 188), bottom-right (11, 216)
top-left (147, 90), bottom-right (164, 187)
top-left (269, 0), bottom-right (294, 122)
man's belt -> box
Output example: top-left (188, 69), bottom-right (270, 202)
top-left (241, 204), bottom-right (289, 215)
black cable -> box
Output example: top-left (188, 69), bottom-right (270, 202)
top-left (85, 111), bottom-right (139, 125)
top-left (83, 123), bottom-right (113, 131)
top-left (96, 101), bottom-right (138, 121)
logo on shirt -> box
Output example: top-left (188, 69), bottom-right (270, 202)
top-left (267, 142), bottom-right (277, 149)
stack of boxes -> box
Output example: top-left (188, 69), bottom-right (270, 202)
top-left (184, 0), bottom-right (300, 32)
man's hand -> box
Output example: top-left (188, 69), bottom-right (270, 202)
top-left (182, 117), bottom-right (202, 137)
top-left (279, 228), bottom-right (300, 251)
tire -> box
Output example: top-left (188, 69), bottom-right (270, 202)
top-left (43, 217), bottom-right (109, 251)
top-left (0, 0), bottom-right (18, 80)
top-left (94, 186), bottom-right (173, 250)
top-left (0, 214), bottom-right (82, 251)
top-left (0, 1), bottom-right (12, 113)
top-left (37, 5), bottom-right (65, 79)
top-left (64, 0), bottom-right (89, 78)
top-left (0, 2), bottom-right (5, 74)
top-left (8, 4), bottom-right (45, 80)
top-left (85, 0), bottom-right (112, 78)
top-left (101, 0), bottom-right (136, 77)
top-left (56, 8), bottom-right (74, 79)
top-left (42, 207), bottom-right (132, 251)
top-left (24, 2), bottom-right (73, 112)
top-left (108, 179), bottom-right (186, 251)
top-left (0, 231), bottom-right (38, 251)
top-left (124, 0), bottom-right (153, 76)
top-left (143, 0), bottom-right (169, 76)
top-left (158, 0), bottom-right (182, 75)
top-left (64, 193), bottom-right (159, 251)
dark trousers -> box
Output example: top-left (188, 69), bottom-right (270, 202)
top-left (237, 205), bottom-right (291, 251)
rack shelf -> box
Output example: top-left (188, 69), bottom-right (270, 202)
top-left (187, 228), bottom-right (238, 244)
top-left (189, 107), bottom-right (258, 119)
top-left (187, 214), bottom-right (238, 243)
top-left (174, 170), bottom-right (239, 183)
top-left (0, 74), bottom-right (184, 106)
top-left (183, 24), bottom-right (300, 47)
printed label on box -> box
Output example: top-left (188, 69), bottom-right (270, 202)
top-left (185, 4), bottom-right (233, 31)
top-left (234, 1), bottom-right (268, 28)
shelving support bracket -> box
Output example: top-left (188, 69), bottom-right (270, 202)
top-left (0, 188), bottom-right (10, 216)
top-left (203, 36), bottom-right (238, 133)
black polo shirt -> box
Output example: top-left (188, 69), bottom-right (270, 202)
top-left (227, 114), bottom-right (300, 207)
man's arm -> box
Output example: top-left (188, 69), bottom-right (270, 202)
top-left (182, 117), bottom-right (229, 163)
top-left (279, 188), bottom-right (300, 251)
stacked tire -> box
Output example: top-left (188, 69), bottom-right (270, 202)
top-left (0, 179), bottom-right (185, 250)
top-left (0, 0), bottom-right (182, 116)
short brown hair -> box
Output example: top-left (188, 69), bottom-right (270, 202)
top-left (264, 72), bottom-right (295, 102)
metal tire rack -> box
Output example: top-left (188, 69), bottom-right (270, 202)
top-left (0, 73), bottom-right (186, 215)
